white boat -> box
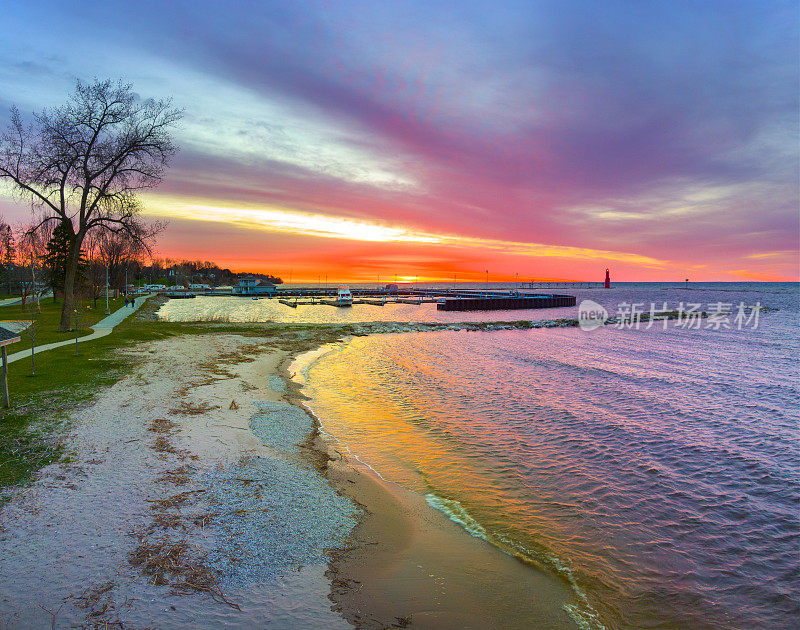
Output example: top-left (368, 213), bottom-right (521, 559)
top-left (336, 285), bottom-right (353, 306)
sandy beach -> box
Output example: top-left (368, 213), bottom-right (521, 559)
top-left (0, 329), bottom-right (576, 629)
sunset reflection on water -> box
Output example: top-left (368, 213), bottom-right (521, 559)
top-left (299, 288), bottom-right (799, 630)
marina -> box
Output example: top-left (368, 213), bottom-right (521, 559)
top-left (161, 284), bottom-right (578, 311)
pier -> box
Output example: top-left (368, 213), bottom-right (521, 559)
top-left (161, 285), bottom-right (578, 311)
top-left (437, 294), bottom-right (576, 311)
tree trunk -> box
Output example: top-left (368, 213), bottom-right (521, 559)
top-left (31, 263), bottom-right (39, 311)
top-left (59, 265), bottom-right (76, 331)
top-left (58, 233), bottom-right (84, 332)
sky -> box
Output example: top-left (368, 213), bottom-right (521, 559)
top-left (0, 0), bottom-right (797, 282)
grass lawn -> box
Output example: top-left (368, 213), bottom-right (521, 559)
top-left (0, 295), bottom-right (127, 354)
top-left (0, 301), bottom-right (186, 499)
top-left (0, 296), bottom-right (356, 501)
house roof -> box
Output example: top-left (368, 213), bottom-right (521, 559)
top-left (0, 326), bottom-right (21, 346)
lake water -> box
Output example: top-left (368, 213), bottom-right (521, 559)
top-left (158, 282), bottom-right (799, 628)
top-left (292, 283), bottom-right (800, 630)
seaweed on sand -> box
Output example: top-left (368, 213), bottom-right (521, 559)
top-left (146, 489), bottom-right (206, 510)
top-left (150, 511), bottom-right (186, 531)
top-left (170, 400), bottom-right (219, 416)
top-left (153, 435), bottom-right (178, 454)
top-left (73, 580), bottom-right (134, 629)
top-left (148, 417), bottom-right (177, 434)
top-left (190, 511), bottom-right (218, 528)
top-left (157, 464), bottom-right (196, 486)
top-left (128, 535), bottom-right (239, 609)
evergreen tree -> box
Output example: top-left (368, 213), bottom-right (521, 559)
top-left (44, 223), bottom-right (85, 298)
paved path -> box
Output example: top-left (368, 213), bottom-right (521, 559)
top-left (0, 292), bottom-right (53, 308)
top-left (5, 295), bottom-right (153, 365)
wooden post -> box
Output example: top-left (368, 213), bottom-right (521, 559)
top-left (2, 346), bottom-right (8, 408)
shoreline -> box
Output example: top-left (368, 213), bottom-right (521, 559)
top-left (0, 332), bottom-right (352, 628)
top-left (284, 342), bottom-right (580, 630)
top-left (0, 326), bottom-right (578, 629)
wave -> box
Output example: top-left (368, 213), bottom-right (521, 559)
top-left (424, 492), bottom-right (606, 630)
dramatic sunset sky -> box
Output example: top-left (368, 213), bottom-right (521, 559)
top-left (1, 1), bottom-right (797, 282)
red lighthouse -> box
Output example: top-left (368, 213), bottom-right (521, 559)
top-left (604, 268), bottom-right (611, 289)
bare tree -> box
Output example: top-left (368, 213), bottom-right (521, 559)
top-left (85, 220), bottom-right (151, 304)
top-left (0, 79), bottom-right (180, 330)
top-left (84, 234), bottom-right (106, 307)
top-left (0, 219), bottom-right (16, 294)
top-left (16, 219), bottom-right (52, 308)
top-left (24, 308), bottom-right (39, 376)
top-left (94, 220), bottom-right (151, 289)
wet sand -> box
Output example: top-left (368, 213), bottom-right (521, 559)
top-left (288, 351), bottom-right (579, 629)
top-left (0, 330), bottom-right (577, 629)
top-left (321, 451), bottom-right (578, 629)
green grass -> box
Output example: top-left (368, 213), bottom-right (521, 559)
top-left (0, 296), bottom-right (127, 353)
top-left (0, 297), bottom-right (358, 501)
top-left (0, 306), bottom-right (179, 498)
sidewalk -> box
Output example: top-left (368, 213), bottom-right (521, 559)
top-left (0, 292), bottom-right (53, 308)
top-left (5, 294), bottom-right (153, 364)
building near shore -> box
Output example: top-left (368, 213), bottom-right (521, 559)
top-left (234, 277), bottom-right (277, 295)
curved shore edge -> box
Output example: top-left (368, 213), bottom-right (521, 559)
top-left (282, 344), bottom-right (582, 630)
top-left (0, 321), bottom-right (591, 628)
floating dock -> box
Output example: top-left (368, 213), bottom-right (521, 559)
top-left (165, 291), bottom-right (196, 299)
top-left (437, 294), bottom-right (575, 311)
top-left (161, 286), bottom-right (577, 311)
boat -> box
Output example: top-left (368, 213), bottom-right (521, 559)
top-left (336, 285), bottom-right (353, 307)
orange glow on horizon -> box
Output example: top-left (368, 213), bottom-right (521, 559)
top-left (130, 195), bottom-right (800, 284)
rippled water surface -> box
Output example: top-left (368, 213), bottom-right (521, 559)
top-left (299, 283), bottom-right (799, 630)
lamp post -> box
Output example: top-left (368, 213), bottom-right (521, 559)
top-left (105, 265), bottom-right (110, 314)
